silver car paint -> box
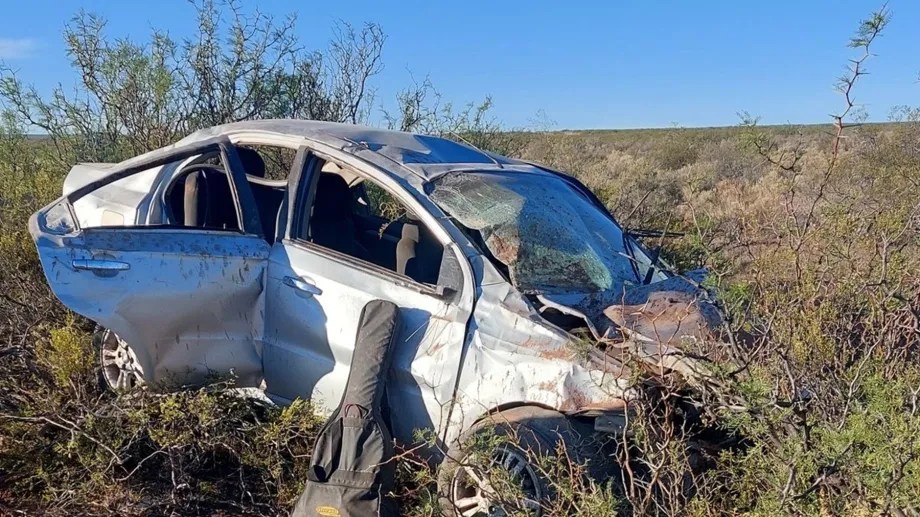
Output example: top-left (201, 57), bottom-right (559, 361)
top-left (31, 121), bottom-right (638, 448)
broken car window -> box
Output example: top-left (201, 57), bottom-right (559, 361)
top-left (237, 145), bottom-right (297, 181)
top-left (430, 171), bottom-right (639, 295)
top-left (359, 181), bottom-right (408, 224)
top-left (303, 162), bottom-right (445, 286)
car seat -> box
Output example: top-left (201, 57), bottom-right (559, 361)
top-left (395, 217), bottom-right (443, 284)
top-left (310, 172), bottom-right (362, 257)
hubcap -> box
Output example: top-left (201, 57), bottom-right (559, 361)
top-left (450, 445), bottom-right (543, 517)
top-left (100, 330), bottom-right (144, 390)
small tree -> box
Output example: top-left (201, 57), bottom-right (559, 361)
top-left (0, 0), bottom-right (386, 165)
top-left (384, 76), bottom-right (523, 157)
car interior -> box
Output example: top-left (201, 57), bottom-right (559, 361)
top-left (165, 146), bottom-right (287, 241)
top-left (164, 147), bottom-right (444, 285)
top-left (304, 159), bottom-right (444, 286)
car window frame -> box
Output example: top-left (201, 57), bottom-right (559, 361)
top-left (217, 135), bottom-right (309, 243)
top-left (66, 137), bottom-right (265, 238)
top-left (286, 149), bottom-right (460, 300)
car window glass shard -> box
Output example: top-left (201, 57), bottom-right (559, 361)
top-left (430, 171), bottom-right (639, 295)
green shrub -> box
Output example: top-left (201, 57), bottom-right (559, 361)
top-left (37, 323), bottom-right (94, 387)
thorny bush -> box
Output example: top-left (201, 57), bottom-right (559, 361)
top-left (509, 7), bottom-right (920, 515)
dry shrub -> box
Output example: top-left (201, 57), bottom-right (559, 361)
top-left (1, 367), bottom-right (323, 516)
top-left (4, 107), bottom-right (917, 517)
top-left (2, 6), bottom-right (918, 516)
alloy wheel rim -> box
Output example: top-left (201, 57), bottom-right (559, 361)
top-left (100, 330), bottom-right (144, 390)
top-left (449, 445), bottom-right (543, 517)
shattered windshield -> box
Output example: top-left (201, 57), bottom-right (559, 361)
top-left (430, 171), bottom-right (639, 294)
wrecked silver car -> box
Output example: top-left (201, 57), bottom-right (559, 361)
top-left (30, 120), bottom-right (719, 514)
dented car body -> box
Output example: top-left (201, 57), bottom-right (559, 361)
top-left (29, 120), bottom-right (718, 448)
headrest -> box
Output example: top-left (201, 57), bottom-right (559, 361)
top-left (401, 223), bottom-right (420, 242)
top-left (236, 147), bottom-right (266, 177)
top-left (313, 172), bottom-right (352, 219)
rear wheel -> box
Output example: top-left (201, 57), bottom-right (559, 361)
top-left (95, 327), bottom-right (145, 391)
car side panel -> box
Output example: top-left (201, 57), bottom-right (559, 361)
top-left (262, 240), bottom-right (469, 443)
top-left (32, 225), bottom-right (269, 388)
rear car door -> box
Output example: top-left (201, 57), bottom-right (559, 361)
top-left (29, 138), bottom-right (270, 388)
top-left (262, 151), bottom-right (473, 443)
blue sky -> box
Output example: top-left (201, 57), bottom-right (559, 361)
top-left (0, 1), bottom-right (917, 129)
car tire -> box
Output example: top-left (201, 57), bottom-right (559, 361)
top-left (94, 326), bottom-right (145, 392)
top-left (437, 406), bottom-right (578, 517)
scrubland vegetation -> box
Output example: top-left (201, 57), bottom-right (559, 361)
top-left (1, 2), bottom-right (918, 515)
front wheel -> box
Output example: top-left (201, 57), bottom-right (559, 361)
top-left (95, 327), bottom-right (145, 391)
top-left (437, 407), bottom-right (576, 517)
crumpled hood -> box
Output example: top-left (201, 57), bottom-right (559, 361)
top-left (600, 275), bottom-right (731, 387)
top-left (604, 276), bottom-right (723, 344)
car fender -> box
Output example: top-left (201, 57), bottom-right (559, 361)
top-left (444, 279), bottom-right (633, 447)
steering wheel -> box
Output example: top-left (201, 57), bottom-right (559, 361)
top-left (171, 164), bottom-right (226, 226)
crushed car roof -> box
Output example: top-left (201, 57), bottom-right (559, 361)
top-left (178, 119), bottom-right (543, 183)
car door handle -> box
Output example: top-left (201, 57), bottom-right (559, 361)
top-left (282, 276), bottom-right (322, 296)
top-left (72, 259), bottom-right (131, 271)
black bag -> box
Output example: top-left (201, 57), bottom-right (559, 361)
top-left (291, 300), bottom-right (400, 517)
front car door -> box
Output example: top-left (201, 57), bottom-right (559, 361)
top-left (30, 138), bottom-right (269, 388)
top-left (262, 148), bottom-right (474, 444)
